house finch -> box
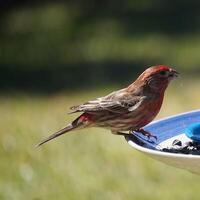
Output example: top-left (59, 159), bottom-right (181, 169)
top-left (37, 65), bottom-right (178, 146)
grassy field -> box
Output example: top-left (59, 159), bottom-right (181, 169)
top-left (0, 78), bottom-right (200, 200)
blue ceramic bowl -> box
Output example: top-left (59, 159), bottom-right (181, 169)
top-left (126, 110), bottom-right (200, 175)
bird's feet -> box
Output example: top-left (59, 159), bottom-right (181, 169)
top-left (112, 129), bottom-right (157, 141)
top-left (134, 128), bottom-right (157, 141)
top-left (112, 131), bottom-right (129, 137)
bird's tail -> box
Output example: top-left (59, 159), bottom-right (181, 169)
top-left (36, 117), bottom-right (83, 147)
top-left (36, 113), bottom-right (93, 147)
top-left (36, 124), bottom-right (75, 147)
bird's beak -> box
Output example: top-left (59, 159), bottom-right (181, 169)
top-left (169, 69), bottom-right (179, 79)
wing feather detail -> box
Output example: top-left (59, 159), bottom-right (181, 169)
top-left (70, 94), bottom-right (146, 114)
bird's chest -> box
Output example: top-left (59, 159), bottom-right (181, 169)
top-left (146, 98), bottom-right (163, 117)
top-left (121, 95), bottom-right (163, 129)
top-left (135, 96), bottom-right (164, 127)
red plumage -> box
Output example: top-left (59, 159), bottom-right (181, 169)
top-left (37, 65), bottom-right (178, 146)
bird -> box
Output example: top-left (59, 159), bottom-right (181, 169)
top-left (37, 65), bottom-right (179, 147)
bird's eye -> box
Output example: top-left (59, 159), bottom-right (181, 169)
top-left (159, 71), bottom-right (167, 76)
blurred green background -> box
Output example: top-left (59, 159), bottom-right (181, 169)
top-left (1, 0), bottom-right (200, 199)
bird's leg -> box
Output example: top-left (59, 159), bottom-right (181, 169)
top-left (135, 128), bottom-right (157, 140)
top-left (111, 131), bottom-right (130, 137)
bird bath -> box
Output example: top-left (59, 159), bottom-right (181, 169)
top-left (126, 110), bottom-right (200, 175)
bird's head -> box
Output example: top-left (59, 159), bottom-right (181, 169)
top-left (137, 65), bottom-right (179, 92)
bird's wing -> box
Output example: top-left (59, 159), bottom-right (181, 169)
top-left (70, 93), bottom-right (146, 114)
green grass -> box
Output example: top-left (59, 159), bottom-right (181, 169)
top-left (0, 78), bottom-right (200, 200)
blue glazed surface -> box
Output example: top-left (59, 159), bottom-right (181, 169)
top-left (185, 122), bottom-right (200, 142)
top-left (131, 110), bottom-right (200, 150)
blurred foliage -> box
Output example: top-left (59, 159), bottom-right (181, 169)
top-left (1, 0), bottom-right (200, 92)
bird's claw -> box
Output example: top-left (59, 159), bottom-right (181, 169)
top-left (135, 128), bottom-right (157, 141)
top-left (147, 134), bottom-right (157, 141)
